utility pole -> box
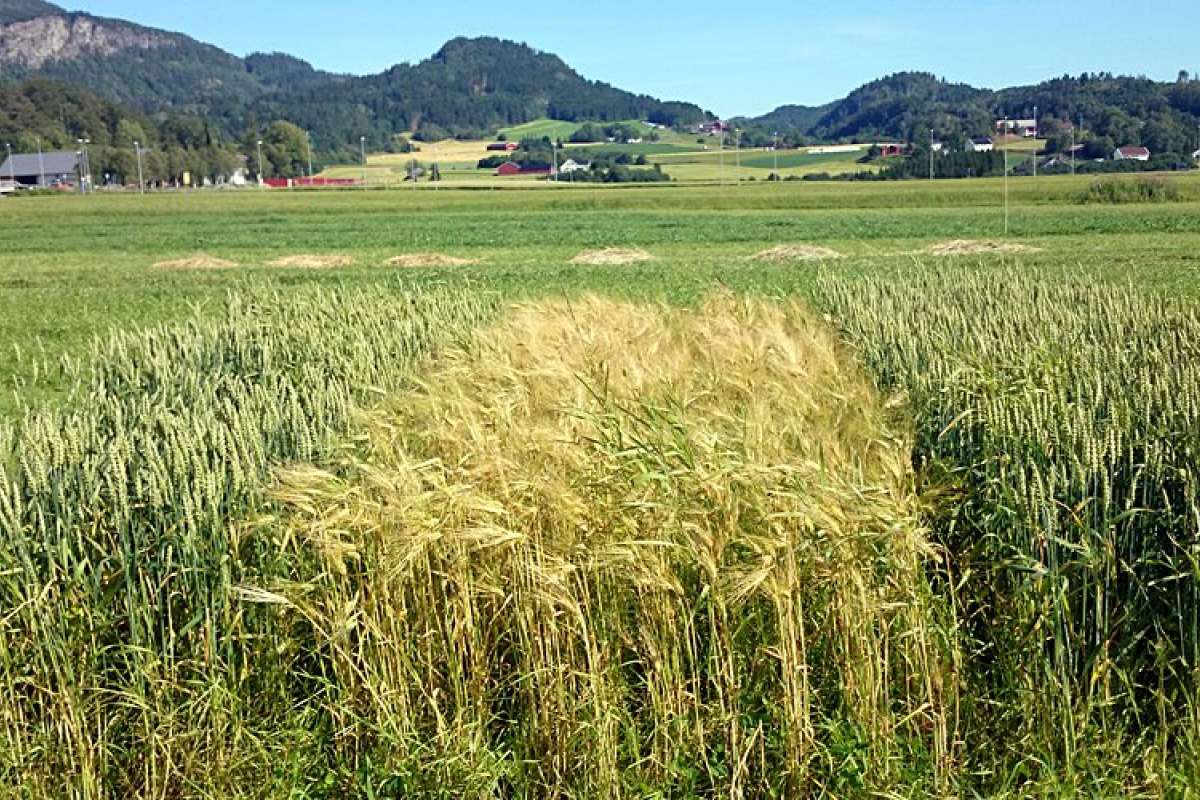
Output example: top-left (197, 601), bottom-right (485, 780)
top-left (5, 143), bottom-right (14, 188)
top-left (1070, 118), bottom-right (1076, 176)
top-left (1003, 115), bottom-right (1009, 236)
top-left (735, 127), bottom-right (741, 186)
top-left (134, 141), bottom-right (145, 195)
top-left (256, 140), bottom-right (265, 189)
top-left (1032, 105), bottom-right (1038, 177)
top-left (773, 131), bottom-right (779, 176)
top-left (360, 136), bottom-right (367, 190)
top-left (76, 138), bottom-right (92, 194)
top-left (930, 128), bottom-right (935, 180)
top-left (36, 137), bottom-right (45, 187)
top-left (305, 130), bottom-right (314, 182)
top-left (552, 138), bottom-right (558, 183)
top-left (719, 126), bottom-right (725, 187)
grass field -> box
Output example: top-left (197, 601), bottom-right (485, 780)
top-left (2, 171), bottom-right (1200, 797)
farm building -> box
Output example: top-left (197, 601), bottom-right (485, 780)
top-left (486, 142), bottom-right (519, 152)
top-left (558, 159), bottom-right (591, 174)
top-left (967, 137), bottom-right (995, 153)
top-left (495, 162), bottom-right (551, 176)
top-left (878, 143), bottom-right (906, 158)
top-left (1113, 146), bottom-right (1151, 162)
top-left (0, 150), bottom-right (80, 187)
top-left (995, 119), bottom-right (1037, 137)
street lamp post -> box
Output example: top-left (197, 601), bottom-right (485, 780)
top-left (930, 128), bottom-right (935, 180)
top-left (256, 140), bottom-right (265, 189)
top-left (36, 137), bottom-right (45, 187)
top-left (134, 140), bottom-right (145, 195)
top-left (773, 131), bottom-right (779, 176)
top-left (5, 143), bottom-right (14, 188)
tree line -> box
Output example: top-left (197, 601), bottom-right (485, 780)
top-left (0, 79), bottom-right (333, 184)
top-left (750, 71), bottom-right (1200, 162)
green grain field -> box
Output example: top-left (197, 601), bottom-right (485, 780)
top-left (2, 171), bottom-right (1199, 798)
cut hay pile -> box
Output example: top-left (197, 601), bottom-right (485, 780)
top-left (385, 253), bottom-right (480, 268)
top-left (570, 247), bottom-right (654, 266)
top-left (749, 244), bottom-right (844, 262)
top-left (267, 254), bottom-right (356, 269)
top-left (923, 239), bottom-right (1043, 256)
top-left (153, 254), bottom-right (238, 270)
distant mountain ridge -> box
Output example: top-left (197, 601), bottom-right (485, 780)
top-left (747, 71), bottom-right (1200, 155)
top-left (0, 0), bottom-right (711, 149)
top-left (1, 1), bottom-right (1197, 158)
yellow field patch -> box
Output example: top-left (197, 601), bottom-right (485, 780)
top-left (267, 294), bottom-right (952, 794)
top-left (153, 253), bottom-right (238, 270)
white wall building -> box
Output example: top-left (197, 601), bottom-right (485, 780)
top-left (1113, 146), bottom-right (1151, 162)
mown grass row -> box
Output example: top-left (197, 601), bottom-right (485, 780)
top-left (0, 284), bottom-right (497, 798)
top-left (815, 265), bottom-right (1200, 794)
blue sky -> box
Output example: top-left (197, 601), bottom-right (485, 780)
top-left (68, 0), bottom-right (1198, 117)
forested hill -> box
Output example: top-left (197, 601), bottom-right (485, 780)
top-left (0, 1), bottom-right (710, 149)
top-left (748, 71), bottom-right (1200, 156)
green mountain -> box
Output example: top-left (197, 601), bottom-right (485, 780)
top-left (0, 1), bottom-right (710, 151)
top-left (733, 102), bottom-right (836, 135)
top-left (749, 71), bottom-right (1200, 157)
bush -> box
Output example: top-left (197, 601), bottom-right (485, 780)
top-left (1075, 176), bottom-right (1182, 204)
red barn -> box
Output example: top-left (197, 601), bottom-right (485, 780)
top-left (487, 142), bottom-right (519, 152)
top-left (878, 143), bottom-right (906, 158)
top-left (495, 162), bottom-right (551, 176)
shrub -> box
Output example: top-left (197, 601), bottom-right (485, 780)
top-left (1075, 176), bottom-right (1182, 204)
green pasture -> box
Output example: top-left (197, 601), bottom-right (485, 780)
top-left (2, 171), bottom-right (1200, 415)
top-left (5, 166), bottom-right (1200, 797)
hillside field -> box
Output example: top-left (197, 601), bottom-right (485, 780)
top-left (2, 172), bottom-right (1200, 797)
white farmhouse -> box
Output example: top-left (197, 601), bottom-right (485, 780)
top-left (967, 137), bottom-right (994, 153)
top-left (559, 159), bottom-right (592, 174)
top-left (1113, 146), bottom-right (1151, 162)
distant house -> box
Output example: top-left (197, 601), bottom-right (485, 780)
top-left (968, 137), bottom-right (995, 153)
top-left (878, 143), bottom-right (906, 158)
top-left (487, 142), bottom-right (519, 152)
top-left (495, 162), bottom-right (551, 176)
top-left (559, 159), bottom-right (591, 174)
top-left (1191, 148), bottom-right (1200, 162)
top-left (1113, 146), bottom-right (1151, 162)
top-left (931, 142), bottom-right (945, 153)
top-left (0, 150), bottom-right (80, 187)
top-left (698, 121), bottom-right (728, 136)
top-left (996, 119), bottom-right (1038, 138)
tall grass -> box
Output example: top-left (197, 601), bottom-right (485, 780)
top-left (1075, 176), bottom-right (1182, 204)
top-left (0, 284), bottom-right (496, 798)
top-left (815, 265), bottom-right (1200, 794)
top-left (257, 294), bottom-right (954, 797)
